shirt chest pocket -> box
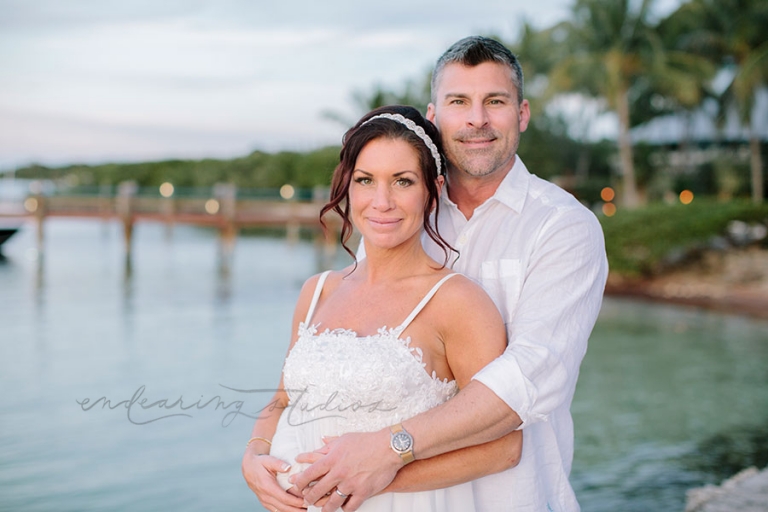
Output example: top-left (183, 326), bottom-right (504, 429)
top-left (480, 259), bottom-right (523, 321)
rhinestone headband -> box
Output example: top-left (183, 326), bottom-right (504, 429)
top-left (361, 113), bottom-right (442, 173)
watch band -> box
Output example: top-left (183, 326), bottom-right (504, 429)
top-left (389, 423), bottom-right (415, 464)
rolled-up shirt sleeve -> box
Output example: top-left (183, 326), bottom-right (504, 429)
top-left (472, 206), bottom-right (608, 427)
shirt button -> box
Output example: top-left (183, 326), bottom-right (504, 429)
top-left (458, 234), bottom-right (468, 245)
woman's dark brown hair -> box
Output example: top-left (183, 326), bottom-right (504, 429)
top-left (320, 105), bottom-right (454, 266)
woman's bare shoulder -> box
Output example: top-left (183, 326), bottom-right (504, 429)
top-left (435, 273), bottom-right (503, 324)
top-left (440, 273), bottom-right (492, 300)
top-left (296, 267), bottom-right (353, 303)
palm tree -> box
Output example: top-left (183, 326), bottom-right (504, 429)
top-left (665, 0), bottom-right (768, 203)
top-left (547, 0), bottom-right (657, 208)
top-left (547, 0), bottom-right (677, 208)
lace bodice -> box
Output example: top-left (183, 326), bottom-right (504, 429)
top-left (280, 272), bottom-right (459, 433)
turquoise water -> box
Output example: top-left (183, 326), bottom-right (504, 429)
top-left (0, 219), bottom-right (766, 511)
top-left (572, 299), bottom-right (768, 510)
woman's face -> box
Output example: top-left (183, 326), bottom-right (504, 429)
top-left (349, 137), bottom-right (431, 251)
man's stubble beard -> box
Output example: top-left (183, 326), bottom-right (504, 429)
top-left (445, 141), bottom-right (519, 180)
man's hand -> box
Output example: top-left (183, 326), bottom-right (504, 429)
top-left (293, 429), bottom-right (403, 512)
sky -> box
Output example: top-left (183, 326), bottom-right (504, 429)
top-left (0, 0), bottom-right (680, 171)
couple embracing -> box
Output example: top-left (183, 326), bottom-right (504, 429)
top-left (242, 36), bottom-right (608, 512)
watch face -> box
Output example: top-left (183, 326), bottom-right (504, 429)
top-left (392, 432), bottom-right (412, 452)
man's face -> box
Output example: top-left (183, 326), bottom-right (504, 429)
top-left (427, 62), bottom-right (530, 180)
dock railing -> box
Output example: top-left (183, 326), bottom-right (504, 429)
top-left (0, 181), bottom-right (339, 273)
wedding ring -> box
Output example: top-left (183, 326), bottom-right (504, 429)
top-left (335, 488), bottom-right (350, 499)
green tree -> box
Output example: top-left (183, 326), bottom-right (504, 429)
top-left (547, 0), bottom-right (680, 208)
top-left (513, 21), bottom-right (612, 184)
top-left (665, 0), bottom-right (768, 203)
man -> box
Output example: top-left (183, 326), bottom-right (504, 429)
top-left (294, 36), bottom-right (608, 511)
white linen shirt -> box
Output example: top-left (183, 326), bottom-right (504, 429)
top-left (424, 156), bottom-right (608, 512)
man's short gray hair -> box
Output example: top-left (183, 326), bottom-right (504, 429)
top-left (431, 36), bottom-right (524, 105)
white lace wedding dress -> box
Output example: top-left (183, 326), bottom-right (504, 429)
top-left (270, 271), bottom-right (476, 511)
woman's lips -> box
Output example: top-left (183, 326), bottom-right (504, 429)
top-left (367, 217), bottom-right (401, 227)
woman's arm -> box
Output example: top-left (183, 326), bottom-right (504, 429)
top-left (241, 273), bottom-right (323, 512)
top-left (241, 389), bottom-right (306, 512)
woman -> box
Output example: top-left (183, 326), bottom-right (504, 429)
top-left (242, 106), bottom-right (521, 512)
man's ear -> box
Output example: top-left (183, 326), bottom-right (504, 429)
top-left (426, 103), bottom-right (436, 123)
top-left (436, 175), bottom-right (445, 195)
top-left (518, 99), bottom-right (531, 133)
top-left (432, 175), bottom-right (445, 211)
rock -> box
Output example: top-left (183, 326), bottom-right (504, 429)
top-left (706, 235), bottom-right (731, 252)
top-left (727, 220), bottom-right (768, 246)
top-left (685, 466), bottom-right (768, 512)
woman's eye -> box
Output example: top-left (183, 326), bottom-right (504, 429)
top-left (354, 177), bottom-right (372, 185)
top-left (396, 178), bottom-right (414, 187)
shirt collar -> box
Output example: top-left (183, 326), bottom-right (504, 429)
top-left (440, 155), bottom-right (530, 215)
top-left (493, 155), bottom-right (530, 214)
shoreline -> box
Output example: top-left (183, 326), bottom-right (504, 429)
top-left (604, 279), bottom-right (768, 320)
top-left (605, 247), bottom-right (768, 320)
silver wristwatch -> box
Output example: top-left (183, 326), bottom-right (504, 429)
top-left (389, 423), bottom-right (415, 464)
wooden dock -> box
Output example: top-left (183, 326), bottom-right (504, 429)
top-left (0, 182), bottom-right (340, 273)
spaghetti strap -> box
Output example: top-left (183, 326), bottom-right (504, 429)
top-left (398, 273), bottom-right (458, 332)
top-left (304, 271), bottom-right (332, 325)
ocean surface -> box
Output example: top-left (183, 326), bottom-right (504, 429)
top-left (0, 218), bottom-right (766, 511)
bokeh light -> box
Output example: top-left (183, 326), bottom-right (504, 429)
top-left (600, 187), bottom-right (615, 202)
top-left (159, 182), bottom-right (174, 198)
top-left (24, 198), bottom-right (38, 212)
top-left (679, 190), bottom-right (694, 205)
top-left (602, 203), bottom-right (617, 217)
top-left (205, 199), bottom-right (220, 214)
top-left (280, 184), bottom-right (295, 200)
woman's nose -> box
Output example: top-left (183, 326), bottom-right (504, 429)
top-left (372, 184), bottom-right (393, 210)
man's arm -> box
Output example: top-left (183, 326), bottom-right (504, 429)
top-left (470, 206), bottom-right (608, 428)
top-left (297, 397), bottom-right (522, 494)
top-left (382, 393), bottom-right (522, 493)
top-left (401, 379), bottom-right (521, 457)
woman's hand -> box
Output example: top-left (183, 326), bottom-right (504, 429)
top-left (242, 451), bottom-right (307, 512)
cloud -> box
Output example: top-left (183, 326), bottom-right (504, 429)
top-left (0, 0), bottom-right (580, 169)
top-left (0, 0), bottom-right (205, 31)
